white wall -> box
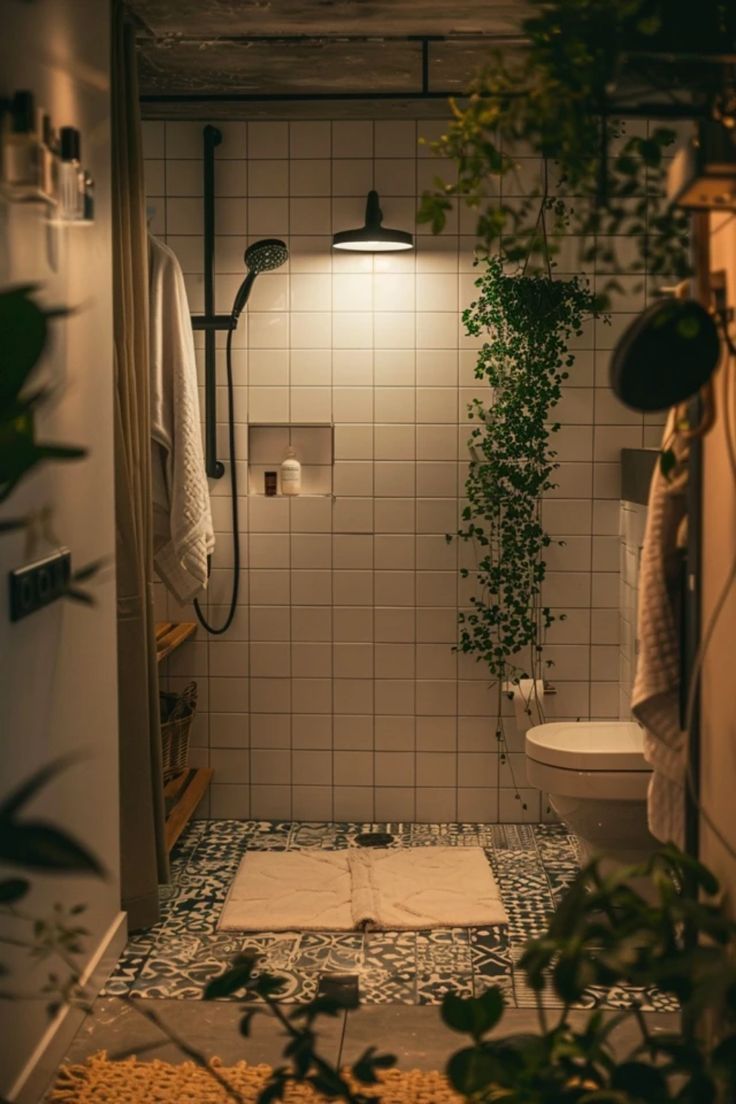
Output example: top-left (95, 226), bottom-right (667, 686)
top-left (145, 114), bottom-right (666, 824)
top-left (700, 212), bottom-right (736, 912)
top-left (0, 2), bottom-right (121, 1097)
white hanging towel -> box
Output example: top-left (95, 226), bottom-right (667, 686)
top-left (631, 410), bottom-right (688, 846)
top-left (148, 234), bottom-right (214, 602)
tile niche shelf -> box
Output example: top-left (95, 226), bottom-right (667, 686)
top-left (247, 423), bottom-right (333, 497)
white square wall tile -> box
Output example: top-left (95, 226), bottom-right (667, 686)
top-left (375, 120), bottom-right (417, 157)
top-left (332, 120), bottom-right (373, 158)
top-left (142, 120), bottom-right (164, 158)
top-left (375, 159), bottom-right (416, 196)
top-left (290, 121), bottom-right (331, 158)
top-left (248, 198), bottom-right (288, 237)
top-left (290, 159), bottom-right (331, 196)
top-left (291, 198), bottom-right (332, 235)
top-left (333, 274), bottom-right (373, 312)
top-left (248, 121), bottom-right (288, 159)
top-left (248, 159), bottom-right (289, 197)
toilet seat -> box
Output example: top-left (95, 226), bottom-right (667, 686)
top-left (526, 721), bottom-right (647, 771)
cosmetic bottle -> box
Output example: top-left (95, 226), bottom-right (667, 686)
top-left (1, 90), bottom-right (43, 198)
top-left (40, 114), bottom-right (58, 203)
top-left (280, 447), bottom-right (301, 496)
top-left (82, 170), bottom-right (94, 221)
top-left (58, 126), bottom-right (83, 219)
top-left (264, 471), bottom-right (278, 497)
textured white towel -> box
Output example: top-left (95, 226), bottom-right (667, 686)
top-left (218, 847), bottom-right (508, 931)
top-left (632, 412), bottom-right (688, 846)
top-left (148, 234), bottom-right (214, 602)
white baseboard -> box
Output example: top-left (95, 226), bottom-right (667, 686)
top-left (9, 910), bottom-right (128, 1104)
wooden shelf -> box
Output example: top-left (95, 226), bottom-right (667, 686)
top-left (164, 767), bottom-right (213, 853)
top-left (156, 621), bottom-right (197, 664)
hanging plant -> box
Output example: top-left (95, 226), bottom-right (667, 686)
top-left (451, 256), bottom-right (598, 799)
top-left (412, 0), bottom-right (735, 297)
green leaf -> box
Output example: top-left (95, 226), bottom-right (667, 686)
top-left (446, 1046), bottom-right (498, 1095)
top-left (0, 822), bottom-right (104, 874)
top-left (611, 1061), bottom-right (668, 1100)
top-left (712, 1033), bottom-right (736, 1084)
top-left (442, 988), bottom-right (504, 1040)
top-left (0, 877), bottom-right (30, 903)
top-left (204, 954), bottom-right (258, 999)
top-left (351, 1046), bottom-right (397, 1084)
top-left (0, 287), bottom-right (48, 404)
top-left (0, 756), bottom-right (82, 821)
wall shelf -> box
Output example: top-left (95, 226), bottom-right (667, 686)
top-left (249, 492), bottom-right (334, 499)
top-left (248, 423), bottom-right (334, 497)
top-left (164, 767), bottom-right (213, 852)
top-left (155, 621), bottom-right (197, 664)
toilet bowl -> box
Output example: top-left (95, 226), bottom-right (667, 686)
top-left (525, 721), bottom-right (657, 866)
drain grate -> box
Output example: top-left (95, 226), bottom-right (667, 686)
top-left (355, 831), bottom-right (394, 848)
top-left (317, 973), bottom-right (360, 1008)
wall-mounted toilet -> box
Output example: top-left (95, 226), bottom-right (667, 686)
top-left (525, 721), bottom-right (656, 865)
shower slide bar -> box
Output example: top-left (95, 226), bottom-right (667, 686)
top-left (190, 123), bottom-right (229, 479)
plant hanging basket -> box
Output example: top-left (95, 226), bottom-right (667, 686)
top-left (159, 681), bottom-right (197, 781)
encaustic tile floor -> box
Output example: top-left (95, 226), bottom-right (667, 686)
top-left (104, 821), bottom-right (678, 1013)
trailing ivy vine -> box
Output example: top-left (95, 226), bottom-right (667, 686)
top-left (415, 0), bottom-right (712, 296)
top-left (452, 257), bottom-right (598, 801)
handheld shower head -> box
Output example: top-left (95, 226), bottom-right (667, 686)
top-left (245, 238), bottom-right (289, 274)
top-left (231, 238), bottom-right (289, 321)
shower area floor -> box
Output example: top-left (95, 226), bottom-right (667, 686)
top-left (104, 821), bottom-right (677, 1012)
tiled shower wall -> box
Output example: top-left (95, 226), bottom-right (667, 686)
top-left (143, 115), bottom-right (666, 823)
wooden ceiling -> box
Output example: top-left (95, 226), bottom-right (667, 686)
top-left (129, 0), bottom-right (529, 108)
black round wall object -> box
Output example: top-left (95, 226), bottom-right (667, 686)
top-left (610, 298), bottom-right (721, 412)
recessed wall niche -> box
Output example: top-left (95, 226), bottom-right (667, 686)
top-left (247, 423), bottom-right (333, 496)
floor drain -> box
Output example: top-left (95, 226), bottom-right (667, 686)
top-left (355, 832), bottom-right (394, 847)
top-left (318, 973), bottom-right (360, 1009)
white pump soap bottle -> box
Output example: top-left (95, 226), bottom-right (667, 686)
top-left (280, 446), bottom-right (301, 496)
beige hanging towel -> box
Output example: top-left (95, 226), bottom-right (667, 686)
top-left (631, 411), bottom-right (688, 846)
top-left (149, 234), bottom-right (214, 601)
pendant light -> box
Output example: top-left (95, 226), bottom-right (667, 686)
top-left (332, 189), bottom-right (413, 252)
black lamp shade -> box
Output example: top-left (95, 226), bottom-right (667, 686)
top-left (610, 298), bottom-right (721, 412)
top-left (332, 190), bottom-right (414, 252)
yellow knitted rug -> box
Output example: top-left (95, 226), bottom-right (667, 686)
top-left (50, 1054), bottom-right (462, 1104)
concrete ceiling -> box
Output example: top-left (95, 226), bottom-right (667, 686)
top-left (129, 0), bottom-right (529, 107)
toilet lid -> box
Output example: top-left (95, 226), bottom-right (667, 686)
top-left (525, 721), bottom-right (646, 771)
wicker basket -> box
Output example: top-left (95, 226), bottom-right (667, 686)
top-left (160, 681), bottom-right (197, 781)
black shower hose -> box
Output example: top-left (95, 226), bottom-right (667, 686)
top-left (193, 322), bottom-right (240, 634)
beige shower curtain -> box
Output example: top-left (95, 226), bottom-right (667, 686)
top-left (111, 0), bottom-right (169, 930)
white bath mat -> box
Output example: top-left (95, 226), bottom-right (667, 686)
top-left (217, 847), bottom-right (507, 931)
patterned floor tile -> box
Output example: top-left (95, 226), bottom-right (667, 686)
top-left (543, 861), bottom-right (581, 904)
top-left (101, 934), bottom-right (157, 997)
top-left (107, 819), bottom-right (664, 1013)
top-left (292, 933), bottom-right (365, 973)
top-left (288, 823), bottom-right (354, 850)
top-left (130, 934), bottom-right (236, 999)
top-left (477, 825), bottom-right (537, 851)
top-left (488, 852), bottom-right (555, 944)
top-left (469, 926), bottom-right (513, 998)
top-left (415, 929), bottom-right (474, 1005)
top-left (356, 970), bottom-right (416, 1004)
top-left (409, 824), bottom-right (480, 848)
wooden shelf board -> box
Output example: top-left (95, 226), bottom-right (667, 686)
top-left (156, 621), bottom-right (197, 664)
top-left (164, 767), bottom-right (213, 853)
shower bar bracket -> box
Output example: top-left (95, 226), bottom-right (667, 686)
top-left (190, 123), bottom-right (230, 479)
